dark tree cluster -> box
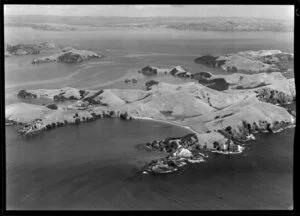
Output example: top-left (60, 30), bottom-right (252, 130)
top-left (57, 52), bottom-right (84, 63)
top-left (192, 72), bottom-right (212, 81)
top-left (145, 80), bottom-right (159, 90)
top-left (17, 90), bottom-right (37, 99)
top-left (140, 66), bottom-right (158, 76)
top-left (194, 55), bottom-right (226, 67)
top-left (255, 88), bottom-right (293, 105)
top-left (46, 104), bottom-right (58, 110)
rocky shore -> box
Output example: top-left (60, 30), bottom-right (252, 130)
top-left (6, 69), bottom-right (295, 174)
top-left (194, 50), bottom-right (293, 73)
top-left (143, 133), bottom-right (209, 173)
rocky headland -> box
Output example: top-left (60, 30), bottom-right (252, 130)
top-left (194, 50), bottom-right (293, 73)
top-left (5, 42), bottom-right (61, 57)
top-left (6, 69), bottom-right (295, 174)
top-left (31, 47), bottom-right (102, 64)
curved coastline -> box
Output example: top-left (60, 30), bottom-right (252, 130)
top-left (132, 116), bottom-right (200, 134)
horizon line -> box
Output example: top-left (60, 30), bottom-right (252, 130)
top-left (4, 14), bottom-right (293, 20)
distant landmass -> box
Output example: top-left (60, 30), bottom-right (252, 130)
top-left (4, 15), bottom-right (293, 32)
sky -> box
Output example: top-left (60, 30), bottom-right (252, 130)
top-left (4, 5), bottom-right (294, 20)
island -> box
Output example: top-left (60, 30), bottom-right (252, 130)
top-left (194, 50), bottom-right (293, 73)
top-left (5, 42), bottom-right (61, 57)
top-left (6, 67), bottom-right (295, 174)
top-left (31, 47), bottom-right (103, 64)
top-left (4, 42), bottom-right (103, 64)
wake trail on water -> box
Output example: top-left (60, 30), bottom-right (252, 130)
top-left (104, 48), bottom-right (198, 58)
top-left (87, 69), bottom-right (139, 89)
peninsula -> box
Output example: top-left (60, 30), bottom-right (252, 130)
top-left (194, 50), bottom-right (293, 73)
top-left (6, 66), bottom-right (295, 173)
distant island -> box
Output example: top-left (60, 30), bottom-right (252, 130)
top-left (5, 42), bottom-right (103, 64)
top-left (5, 42), bottom-right (61, 57)
top-left (5, 61), bottom-right (295, 173)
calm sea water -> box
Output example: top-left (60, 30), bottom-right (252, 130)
top-left (5, 27), bottom-right (294, 104)
top-left (6, 119), bottom-right (294, 210)
top-left (5, 26), bottom-right (294, 210)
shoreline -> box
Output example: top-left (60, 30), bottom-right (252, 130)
top-left (132, 116), bottom-right (200, 135)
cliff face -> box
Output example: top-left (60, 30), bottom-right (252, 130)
top-left (194, 50), bottom-right (293, 73)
